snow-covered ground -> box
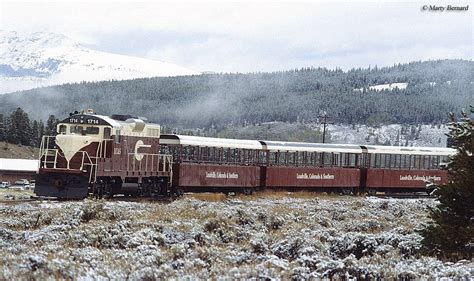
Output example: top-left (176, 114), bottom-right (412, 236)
top-left (0, 193), bottom-right (471, 279)
top-left (326, 124), bottom-right (448, 147)
top-left (0, 31), bottom-right (200, 94)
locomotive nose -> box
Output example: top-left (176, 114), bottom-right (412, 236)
top-left (56, 134), bottom-right (95, 168)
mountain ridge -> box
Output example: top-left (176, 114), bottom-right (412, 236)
top-left (0, 30), bottom-right (200, 94)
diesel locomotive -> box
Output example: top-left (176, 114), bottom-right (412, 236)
top-left (35, 110), bottom-right (455, 199)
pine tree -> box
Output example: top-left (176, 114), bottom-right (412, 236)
top-left (0, 114), bottom-right (5, 142)
top-left (46, 115), bottom-right (59, 136)
top-left (16, 108), bottom-right (32, 146)
top-left (38, 120), bottom-right (45, 142)
top-left (6, 117), bottom-right (18, 144)
top-left (31, 120), bottom-right (40, 147)
top-left (419, 106), bottom-right (474, 259)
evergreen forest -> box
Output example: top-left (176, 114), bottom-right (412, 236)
top-left (0, 59), bottom-right (472, 132)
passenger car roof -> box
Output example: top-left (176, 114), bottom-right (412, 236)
top-left (260, 140), bottom-right (363, 153)
top-left (160, 135), bottom-right (263, 150)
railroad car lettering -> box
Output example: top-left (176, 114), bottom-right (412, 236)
top-left (400, 175), bottom-right (442, 181)
top-left (205, 171), bottom-right (239, 179)
top-left (296, 173), bottom-right (335, 180)
top-left (323, 173), bottom-right (335, 180)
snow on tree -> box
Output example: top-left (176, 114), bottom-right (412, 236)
top-left (419, 106), bottom-right (474, 259)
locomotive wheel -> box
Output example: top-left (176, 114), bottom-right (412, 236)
top-left (103, 184), bottom-right (114, 199)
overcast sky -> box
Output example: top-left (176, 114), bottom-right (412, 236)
top-left (1, 0), bottom-right (472, 73)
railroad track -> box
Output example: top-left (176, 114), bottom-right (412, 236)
top-left (0, 194), bottom-right (174, 204)
top-left (0, 191), bottom-right (435, 204)
top-left (372, 193), bottom-right (434, 199)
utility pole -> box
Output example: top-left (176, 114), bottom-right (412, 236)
top-left (319, 111), bottom-right (330, 144)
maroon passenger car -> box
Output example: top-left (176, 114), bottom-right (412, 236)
top-left (159, 135), bottom-right (454, 195)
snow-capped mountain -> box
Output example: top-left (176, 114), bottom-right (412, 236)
top-left (0, 31), bottom-right (200, 94)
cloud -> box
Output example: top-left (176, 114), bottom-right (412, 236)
top-left (2, 0), bottom-right (472, 72)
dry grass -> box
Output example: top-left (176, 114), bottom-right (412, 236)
top-left (1, 195), bottom-right (470, 279)
top-left (185, 193), bottom-right (227, 202)
top-left (0, 141), bottom-right (38, 159)
top-left (0, 189), bottom-right (35, 204)
top-left (234, 190), bottom-right (345, 201)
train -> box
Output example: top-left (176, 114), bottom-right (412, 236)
top-left (34, 110), bottom-right (455, 199)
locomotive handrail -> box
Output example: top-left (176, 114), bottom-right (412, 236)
top-left (126, 153), bottom-right (173, 174)
top-left (38, 135), bottom-right (102, 183)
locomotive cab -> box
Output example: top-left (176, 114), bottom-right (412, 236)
top-left (55, 123), bottom-right (114, 169)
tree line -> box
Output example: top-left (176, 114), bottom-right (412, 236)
top-left (0, 59), bottom-right (471, 130)
top-left (0, 107), bottom-right (59, 147)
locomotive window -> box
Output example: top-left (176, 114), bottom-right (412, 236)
top-left (58, 125), bottom-right (67, 134)
top-left (115, 130), bottom-right (121, 143)
top-left (70, 125), bottom-right (84, 134)
top-left (85, 127), bottom-right (99, 135)
top-left (104, 127), bottom-right (111, 139)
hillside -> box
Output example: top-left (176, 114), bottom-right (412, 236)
top-left (214, 123), bottom-right (449, 147)
top-left (0, 59), bottom-right (472, 129)
top-left (0, 31), bottom-right (199, 94)
top-left (0, 142), bottom-right (38, 159)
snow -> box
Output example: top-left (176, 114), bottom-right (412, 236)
top-left (0, 158), bottom-right (38, 172)
top-left (0, 195), bottom-right (472, 279)
top-left (354, 82), bottom-right (408, 92)
top-left (324, 124), bottom-right (449, 147)
top-left (0, 31), bottom-right (200, 94)
top-left (369, 82), bottom-right (408, 91)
